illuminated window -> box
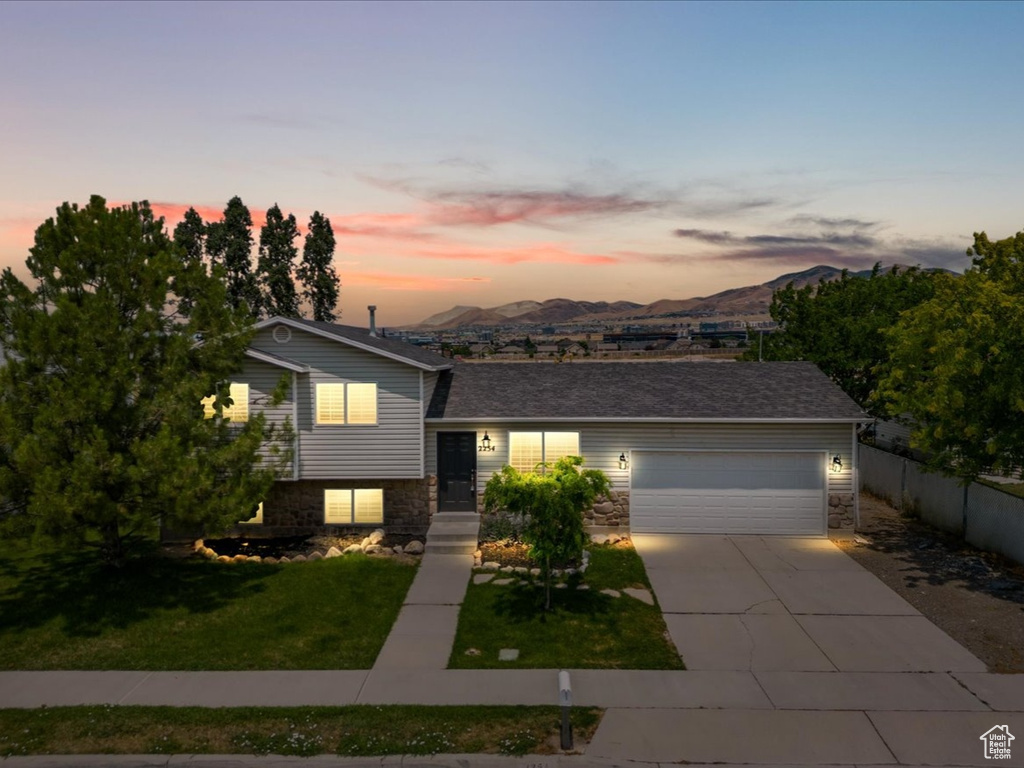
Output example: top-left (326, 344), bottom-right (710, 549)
top-left (508, 431), bottom-right (580, 473)
top-left (202, 382), bottom-right (249, 423)
top-left (315, 382), bottom-right (378, 425)
top-left (347, 383), bottom-right (378, 424)
top-left (325, 489), bottom-right (383, 524)
top-left (240, 502), bottom-right (263, 525)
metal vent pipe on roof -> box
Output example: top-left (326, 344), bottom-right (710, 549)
top-left (368, 305), bottom-right (377, 337)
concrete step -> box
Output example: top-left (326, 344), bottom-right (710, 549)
top-left (432, 512), bottom-right (480, 524)
top-left (425, 541), bottom-right (478, 555)
top-left (427, 522), bottom-right (480, 542)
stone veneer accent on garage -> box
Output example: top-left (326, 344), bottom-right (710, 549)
top-left (258, 476), bottom-right (437, 536)
top-left (829, 492), bottom-right (855, 529)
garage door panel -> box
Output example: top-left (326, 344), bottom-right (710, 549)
top-left (630, 451), bottom-right (825, 535)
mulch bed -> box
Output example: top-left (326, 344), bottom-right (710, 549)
top-left (201, 533), bottom-right (419, 561)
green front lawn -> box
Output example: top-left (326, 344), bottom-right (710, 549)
top-left (0, 542), bottom-right (416, 670)
top-left (0, 705), bottom-right (604, 757)
top-left (449, 544), bottom-right (684, 670)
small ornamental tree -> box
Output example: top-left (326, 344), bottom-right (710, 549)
top-left (483, 455), bottom-right (610, 610)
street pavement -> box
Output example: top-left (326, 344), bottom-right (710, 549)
top-left (2, 534), bottom-right (1024, 767)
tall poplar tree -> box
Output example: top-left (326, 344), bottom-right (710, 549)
top-left (0, 196), bottom-right (291, 564)
top-left (206, 196), bottom-right (259, 315)
top-left (297, 211), bottom-right (340, 322)
top-left (257, 204), bottom-right (301, 318)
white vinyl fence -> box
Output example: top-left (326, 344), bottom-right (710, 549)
top-left (859, 443), bottom-right (1024, 566)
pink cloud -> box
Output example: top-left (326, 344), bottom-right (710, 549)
top-left (345, 272), bottom-right (492, 291)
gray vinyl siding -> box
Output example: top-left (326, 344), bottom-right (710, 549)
top-left (252, 327), bottom-right (423, 479)
top-left (425, 422), bottom-right (855, 497)
top-left (236, 357), bottom-right (295, 478)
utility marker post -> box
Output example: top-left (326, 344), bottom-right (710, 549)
top-left (558, 669), bottom-right (572, 750)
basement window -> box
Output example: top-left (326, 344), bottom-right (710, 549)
top-left (325, 489), bottom-right (384, 524)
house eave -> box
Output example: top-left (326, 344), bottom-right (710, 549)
top-left (425, 416), bottom-right (871, 424)
top-left (255, 317), bottom-right (453, 372)
top-left (244, 348), bottom-right (310, 373)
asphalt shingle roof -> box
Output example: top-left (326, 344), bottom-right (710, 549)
top-left (427, 361), bottom-right (868, 421)
top-left (282, 318), bottom-right (452, 370)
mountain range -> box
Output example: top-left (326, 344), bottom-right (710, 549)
top-left (411, 264), bottom-right (867, 329)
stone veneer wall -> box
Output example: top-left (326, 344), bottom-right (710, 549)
top-left (829, 492), bottom-right (855, 529)
top-left (255, 476), bottom-right (437, 537)
top-left (475, 488), bottom-right (631, 528)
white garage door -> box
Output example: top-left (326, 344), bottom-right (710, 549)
top-left (630, 451), bottom-right (826, 535)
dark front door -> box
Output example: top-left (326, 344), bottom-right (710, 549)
top-left (438, 432), bottom-right (477, 512)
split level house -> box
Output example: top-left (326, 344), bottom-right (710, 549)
top-left (226, 312), bottom-right (868, 538)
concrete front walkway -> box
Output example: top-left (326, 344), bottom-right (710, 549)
top-left (3, 534), bottom-right (1024, 767)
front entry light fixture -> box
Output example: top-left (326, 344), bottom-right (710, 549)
top-left (479, 431), bottom-right (495, 452)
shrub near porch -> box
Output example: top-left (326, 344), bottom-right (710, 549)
top-left (0, 541), bottom-right (416, 670)
top-left (449, 542), bottom-right (684, 670)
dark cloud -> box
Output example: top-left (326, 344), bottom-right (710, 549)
top-left (785, 214), bottom-right (880, 230)
top-left (427, 189), bottom-right (665, 227)
top-left (675, 228), bottom-right (878, 249)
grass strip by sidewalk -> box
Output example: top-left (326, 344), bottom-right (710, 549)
top-left (0, 541), bottom-right (416, 670)
top-left (450, 544), bottom-right (684, 669)
top-left (0, 705), bottom-right (603, 758)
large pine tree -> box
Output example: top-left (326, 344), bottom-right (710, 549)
top-left (0, 196), bottom-right (291, 564)
top-left (257, 204), bottom-right (301, 318)
top-left (297, 211), bottom-right (340, 322)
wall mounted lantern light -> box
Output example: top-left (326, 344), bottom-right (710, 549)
top-left (479, 431), bottom-right (495, 452)
top-left (618, 452), bottom-right (629, 470)
top-left (830, 454), bottom-right (843, 473)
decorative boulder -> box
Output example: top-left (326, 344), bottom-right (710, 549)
top-left (404, 540), bottom-right (425, 554)
top-left (307, 551), bottom-right (324, 561)
top-left (246, 556), bottom-right (261, 563)
top-left (361, 537), bottom-right (372, 548)
top-left (325, 546), bottom-right (342, 559)
top-left (279, 556), bottom-right (291, 564)
top-left (291, 554), bottom-right (307, 563)
top-left (364, 544), bottom-right (385, 555)
top-left (263, 556), bottom-right (279, 565)
top-left (368, 529), bottom-right (386, 545)
top-left (231, 554), bottom-right (248, 563)
top-left (193, 539), bottom-right (205, 552)
top-left (216, 555), bottom-right (231, 563)
top-left (393, 545), bottom-right (404, 555)
top-left (344, 544), bottom-right (363, 555)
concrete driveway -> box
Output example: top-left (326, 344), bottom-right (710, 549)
top-left (632, 534), bottom-right (988, 674)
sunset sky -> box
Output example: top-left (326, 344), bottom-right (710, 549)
top-left (2, 1), bottom-right (1022, 326)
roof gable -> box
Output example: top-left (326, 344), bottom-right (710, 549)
top-left (427, 361), bottom-right (868, 422)
top-left (255, 317), bottom-right (452, 372)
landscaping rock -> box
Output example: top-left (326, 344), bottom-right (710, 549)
top-left (474, 549), bottom-right (482, 559)
top-left (576, 584), bottom-right (590, 591)
top-left (325, 546), bottom-right (342, 559)
top-left (473, 573), bottom-right (494, 584)
top-left (601, 588), bottom-right (621, 598)
top-left (481, 561), bottom-right (500, 570)
top-left (393, 545), bottom-right (404, 555)
top-left (404, 540), bottom-right (424, 554)
top-left (246, 556), bottom-right (262, 563)
top-left (307, 551), bottom-right (323, 561)
top-left (464, 648), bottom-right (482, 656)
top-left (368, 529), bottom-right (386, 545)
top-left (622, 588), bottom-right (654, 605)
top-left (493, 578), bottom-right (514, 585)
top-left (193, 539), bottom-right (205, 552)
top-left (529, 568), bottom-right (541, 577)
top-left (202, 547), bottom-right (218, 559)
top-left (498, 649), bottom-right (520, 661)
top-left (361, 537), bottom-right (372, 549)
top-left (344, 544), bottom-right (363, 555)
top-left (364, 544), bottom-right (385, 555)
top-left (608, 534), bottom-right (622, 545)
top-left (263, 556), bottom-right (278, 565)
top-left (513, 566), bottom-right (529, 575)
top-left (231, 554), bottom-right (248, 563)
top-left (590, 533), bottom-right (609, 544)
top-left (291, 554), bottom-right (307, 563)
top-left (499, 565), bottom-right (514, 573)
top-left (279, 556), bottom-right (291, 564)
top-left (217, 555), bottom-right (231, 563)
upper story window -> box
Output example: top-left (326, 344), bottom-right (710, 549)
top-left (508, 431), bottom-right (580, 473)
top-left (202, 382), bottom-right (249, 423)
top-left (315, 382), bottom-right (378, 425)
